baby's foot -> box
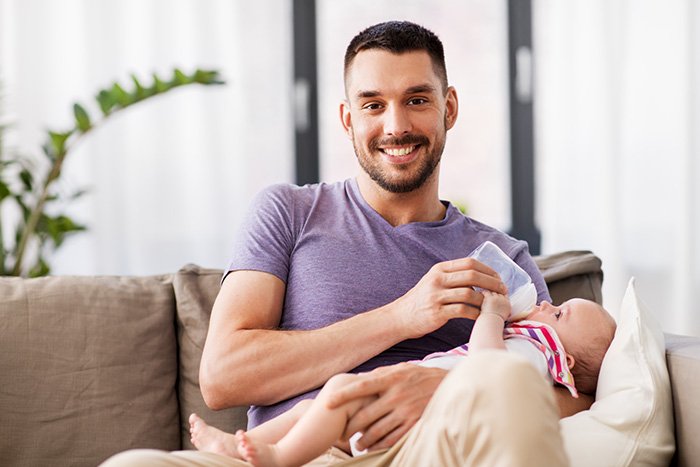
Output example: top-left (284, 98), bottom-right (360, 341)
top-left (189, 413), bottom-right (242, 459)
top-left (236, 430), bottom-right (283, 467)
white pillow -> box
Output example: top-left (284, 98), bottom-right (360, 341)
top-left (559, 278), bottom-right (675, 466)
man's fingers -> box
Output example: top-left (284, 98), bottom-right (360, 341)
top-left (440, 287), bottom-right (483, 307)
top-left (443, 269), bottom-right (506, 294)
top-left (343, 396), bottom-right (392, 438)
top-left (327, 373), bottom-right (385, 409)
top-left (355, 411), bottom-right (404, 451)
top-left (440, 257), bottom-right (498, 276)
top-left (441, 302), bottom-right (480, 320)
top-left (366, 422), bottom-right (411, 451)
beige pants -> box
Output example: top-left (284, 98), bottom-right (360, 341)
top-left (100, 351), bottom-right (569, 467)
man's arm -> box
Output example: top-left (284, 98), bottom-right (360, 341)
top-left (199, 257), bottom-right (506, 410)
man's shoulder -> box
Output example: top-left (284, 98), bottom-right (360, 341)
top-left (259, 179), bottom-right (348, 199)
top-left (457, 214), bottom-right (528, 258)
top-left (255, 180), bottom-right (351, 211)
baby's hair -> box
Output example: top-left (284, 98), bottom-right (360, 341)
top-left (570, 304), bottom-right (616, 394)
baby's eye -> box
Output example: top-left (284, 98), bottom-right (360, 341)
top-left (555, 311), bottom-right (562, 320)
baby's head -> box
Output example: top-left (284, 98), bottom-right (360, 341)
top-left (525, 298), bottom-right (617, 394)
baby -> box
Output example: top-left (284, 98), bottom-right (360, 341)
top-left (189, 292), bottom-right (617, 467)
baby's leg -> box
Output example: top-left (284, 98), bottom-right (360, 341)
top-left (238, 373), bottom-right (373, 467)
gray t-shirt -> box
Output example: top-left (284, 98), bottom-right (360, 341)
top-left (227, 178), bottom-right (550, 427)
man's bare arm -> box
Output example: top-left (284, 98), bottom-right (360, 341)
top-left (199, 258), bottom-right (506, 410)
top-left (199, 270), bottom-right (409, 408)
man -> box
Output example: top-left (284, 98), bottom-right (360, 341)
top-left (101, 21), bottom-right (588, 467)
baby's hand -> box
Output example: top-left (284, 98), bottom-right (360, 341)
top-left (480, 291), bottom-right (511, 321)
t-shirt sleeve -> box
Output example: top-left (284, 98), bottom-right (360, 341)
top-left (226, 184), bottom-right (298, 283)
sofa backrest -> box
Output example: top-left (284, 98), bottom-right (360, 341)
top-left (0, 274), bottom-right (180, 466)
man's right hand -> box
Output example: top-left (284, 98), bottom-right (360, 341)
top-left (393, 257), bottom-right (507, 339)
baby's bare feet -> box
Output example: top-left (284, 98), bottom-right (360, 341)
top-left (189, 413), bottom-right (242, 459)
top-left (237, 430), bottom-right (284, 467)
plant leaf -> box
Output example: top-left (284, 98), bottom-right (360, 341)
top-left (151, 73), bottom-right (169, 93)
top-left (96, 90), bottom-right (115, 116)
top-left (28, 257), bottom-right (50, 278)
top-left (111, 83), bottom-right (131, 107)
top-left (172, 68), bottom-right (191, 86)
top-left (131, 74), bottom-right (146, 102)
top-left (193, 69), bottom-right (225, 85)
top-left (19, 168), bottom-right (33, 191)
top-left (0, 179), bottom-right (10, 201)
top-left (48, 130), bottom-right (72, 156)
top-left (73, 103), bottom-right (91, 132)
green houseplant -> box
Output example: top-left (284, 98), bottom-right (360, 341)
top-left (0, 68), bottom-right (224, 276)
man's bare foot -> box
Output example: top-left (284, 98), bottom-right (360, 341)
top-left (236, 430), bottom-right (284, 467)
top-left (189, 413), bottom-right (242, 459)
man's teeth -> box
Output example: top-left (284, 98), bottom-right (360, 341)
top-left (383, 146), bottom-right (416, 156)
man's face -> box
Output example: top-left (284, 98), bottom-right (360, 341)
top-left (341, 50), bottom-right (458, 193)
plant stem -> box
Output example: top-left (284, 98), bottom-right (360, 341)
top-left (11, 133), bottom-right (86, 276)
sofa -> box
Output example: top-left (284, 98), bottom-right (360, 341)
top-left (0, 251), bottom-right (697, 466)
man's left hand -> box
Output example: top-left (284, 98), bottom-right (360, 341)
top-left (326, 362), bottom-right (447, 451)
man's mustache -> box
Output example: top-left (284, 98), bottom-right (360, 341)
top-left (369, 134), bottom-right (430, 150)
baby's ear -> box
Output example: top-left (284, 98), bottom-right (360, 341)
top-left (566, 354), bottom-right (576, 370)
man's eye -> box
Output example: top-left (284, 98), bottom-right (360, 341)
top-left (363, 103), bottom-right (382, 111)
top-left (408, 98), bottom-right (427, 105)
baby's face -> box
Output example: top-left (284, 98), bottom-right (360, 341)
top-left (525, 299), bottom-right (614, 352)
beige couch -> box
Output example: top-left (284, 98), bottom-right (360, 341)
top-left (0, 252), bottom-right (697, 466)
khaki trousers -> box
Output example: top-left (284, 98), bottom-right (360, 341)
top-left (100, 351), bottom-right (569, 467)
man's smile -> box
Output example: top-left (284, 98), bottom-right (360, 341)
top-left (382, 145), bottom-right (417, 156)
top-left (380, 145), bottom-right (421, 164)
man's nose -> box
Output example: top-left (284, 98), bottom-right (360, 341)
top-left (383, 105), bottom-right (412, 136)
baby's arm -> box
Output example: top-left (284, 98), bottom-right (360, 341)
top-left (469, 291), bottom-right (510, 353)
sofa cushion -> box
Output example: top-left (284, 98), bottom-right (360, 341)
top-left (559, 278), bottom-right (675, 466)
top-left (174, 264), bottom-right (248, 448)
top-left (0, 274), bottom-right (180, 467)
top-left (534, 250), bottom-right (603, 305)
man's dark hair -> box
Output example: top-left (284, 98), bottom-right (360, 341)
top-left (344, 21), bottom-right (448, 93)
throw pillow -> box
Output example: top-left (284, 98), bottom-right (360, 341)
top-left (559, 278), bottom-right (675, 466)
top-left (173, 264), bottom-right (249, 448)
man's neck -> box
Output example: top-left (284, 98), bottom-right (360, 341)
top-left (356, 175), bottom-right (446, 227)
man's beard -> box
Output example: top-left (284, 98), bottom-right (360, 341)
top-left (353, 130), bottom-right (445, 194)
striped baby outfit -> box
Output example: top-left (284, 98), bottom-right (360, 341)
top-left (420, 320), bottom-right (578, 397)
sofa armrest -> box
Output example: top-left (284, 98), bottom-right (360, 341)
top-left (666, 333), bottom-right (700, 467)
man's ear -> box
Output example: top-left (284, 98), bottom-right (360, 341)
top-left (445, 86), bottom-right (459, 130)
top-left (339, 100), bottom-right (353, 139)
top-left (566, 354), bottom-right (576, 371)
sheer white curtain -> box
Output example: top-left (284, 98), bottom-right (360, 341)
top-left (535, 0), bottom-right (699, 336)
top-left (0, 0), bottom-right (294, 275)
